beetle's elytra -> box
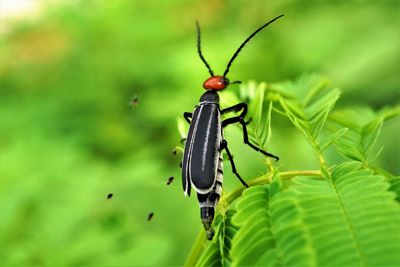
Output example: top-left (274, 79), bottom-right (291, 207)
top-left (182, 15), bottom-right (284, 240)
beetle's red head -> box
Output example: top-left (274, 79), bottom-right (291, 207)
top-left (203, 76), bottom-right (229, 91)
top-left (202, 76), bottom-right (241, 91)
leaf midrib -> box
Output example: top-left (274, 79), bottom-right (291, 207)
top-left (327, 178), bottom-right (368, 266)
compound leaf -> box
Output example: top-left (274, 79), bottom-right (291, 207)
top-left (329, 105), bottom-right (400, 164)
top-left (274, 75), bottom-right (340, 146)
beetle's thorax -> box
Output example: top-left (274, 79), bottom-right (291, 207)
top-left (198, 90), bottom-right (220, 105)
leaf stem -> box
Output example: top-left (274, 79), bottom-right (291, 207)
top-left (184, 228), bottom-right (207, 267)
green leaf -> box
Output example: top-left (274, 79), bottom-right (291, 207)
top-left (329, 105), bottom-right (400, 164)
top-left (195, 210), bottom-right (238, 267)
top-left (271, 74), bottom-right (330, 101)
top-left (320, 127), bottom-right (348, 152)
top-left (274, 75), bottom-right (340, 147)
top-left (362, 119), bottom-right (383, 157)
top-left (219, 90), bottom-right (241, 109)
top-left (254, 249), bottom-right (280, 267)
top-left (230, 185), bottom-right (282, 267)
top-left (210, 163), bottom-right (400, 267)
top-left (230, 180), bottom-right (317, 267)
top-left (245, 82), bottom-right (272, 148)
top-left (195, 241), bottom-right (222, 267)
top-left (269, 190), bottom-right (317, 267)
top-left (388, 176), bottom-right (400, 203)
top-left (177, 117), bottom-right (189, 139)
top-left (269, 173), bottom-right (282, 197)
top-left (290, 162), bottom-right (400, 266)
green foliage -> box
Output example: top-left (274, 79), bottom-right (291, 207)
top-left (241, 82), bottom-right (273, 148)
top-left (328, 106), bottom-right (400, 167)
top-left (230, 183), bottom-right (282, 267)
top-left (275, 75), bottom-right (340, 143)
top-left (185, 76), bottom-right (400, 266)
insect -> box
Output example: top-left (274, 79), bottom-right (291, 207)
top-left (129, 94), bottom-right (140, 109)
top-left (147, 212), bottom-right (154, 221)
top-left (106, 193), bottom-right (113, 200)
top-left (182, 15), bottom-right (283, 240)
top-left (167, 176), bottom-right (174, 185)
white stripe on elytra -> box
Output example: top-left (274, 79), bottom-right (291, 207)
top-left (201, 105), bottom-right (215, 172)
top-left (187, 105), bottom-right (203, 193)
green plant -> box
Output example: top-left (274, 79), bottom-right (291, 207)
top-left (178, 75), bottom-right (400, 267)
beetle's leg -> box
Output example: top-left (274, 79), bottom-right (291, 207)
top-left (221, 103), bottom-right (252, 126)
top-left (183, 112), bottom-right (193, 124)
top-left (220, 140), bottom-right (249, 188)
top-left (221, 103), bottom-right (247, 117)
top-left (222, 117), bottom-right (279, 161)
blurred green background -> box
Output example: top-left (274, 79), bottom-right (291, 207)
top-left (0, 0), bottom-right (398, 266)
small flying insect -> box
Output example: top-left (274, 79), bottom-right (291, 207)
top-left (129, 94), bottom-right (140, 109)
top-left (167, 176), bottom-right (174, 185)
top-left (106, 193), bottom-right (113, 200)
top-left (147, 212), bottom-right (154, 221)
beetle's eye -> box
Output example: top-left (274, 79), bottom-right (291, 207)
top-left (220, 77), bottom-right (229, 85)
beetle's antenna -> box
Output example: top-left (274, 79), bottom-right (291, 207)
top-left (223, 14), bottom-right (285, 77)
top-left (196, 21), bottom-right (214, 76)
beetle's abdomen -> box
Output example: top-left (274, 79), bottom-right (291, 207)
top-left (197, 153), bottom-right (223, 240)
